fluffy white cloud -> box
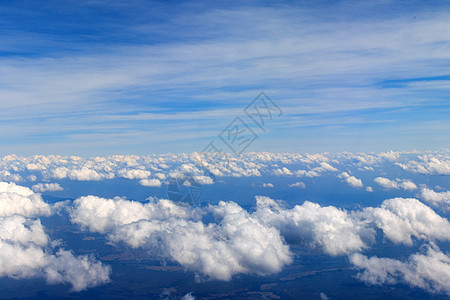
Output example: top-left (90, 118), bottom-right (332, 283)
top-left (70, 195), bottom-right (193, 234)
top-left (373, 177), bottom-right (398, 189)
top-left (51, 166), bottom-right (114, 181)
top-left (365, 186), bottom-right (374, 192)
top-left (71, 196), bottom-right (292, 281)
top-left (396, 154), bottom-right (450, 175)
top-left (373, 177), bottom-right (417, 191)
top-left (254, 196), bottom-right (371, 256)
top-left (192, 175), bottom-right (214, 185)
top-left (181, 292), bottom-right (195, 300)
top-left (0, 170), bottom-right (22, 182)
top-left (378, 151), bottom-right (400, 162)
top-left (0, 215), bottom-right (49, 247)
top-left (417, 188), bottom-right (450, 211)
top-left (273, 167), bottom-right (293, 176)
top-left (350, 244), bottom-right (450, 295)
top-left (32, 183), bottom-right (64, 193)
top-left (338, 172), bottom-right (363, 188)
top-left (262, 183), bottom-right (274, 188)
top-left (0, 230), bottom-right (111, 292)
top-left (0, 182), bottom-right (51, 217)
top-left (289, 182), bottom-right (305, 188)
top-left (0, 183), bottom-right (111, 291)
top-left (361, 198), bottom-right (450, 245)
top-left (45, 250), bottom-right (110, 292)
top-left (118, 169), bottom-right (151, 180)
top-left (295, 162), bottom-right (338, 178)
top-left (139, 178), bottom-right (162, 187)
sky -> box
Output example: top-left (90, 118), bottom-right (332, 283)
top-left (0, 0), bottom-right (449, 156)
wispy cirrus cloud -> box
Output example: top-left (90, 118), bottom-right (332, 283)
top-left (0, 1), bottom-right (449, 155)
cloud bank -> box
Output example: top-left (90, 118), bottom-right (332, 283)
top-left (0, 182), bottom-right (110, 291)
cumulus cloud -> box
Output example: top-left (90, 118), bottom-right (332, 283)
top-left (373, 177), bottom-right (417, 191)
top-left (417, 188), bottom-right (450, 211)
top-left (295, 162), bottom-right (338, 178)
top-left (70, 195), bottom-right (193, 234)
top-left (289, 182), bottom-right (305, 188)
top-left (118, 169), bottom-right (151, 180)
top-left (0, 182), bottom-right (51, 217)
top-left (396, 154), bottom-right (450, 175)
top-left (0, 170), bottom-right (22, 182)
top-left (0, 152), bottom-right (446, 187)
top-left (361, 198), bottom-right (450, 245)
top-left (70, 196), bottom-right (292, 281)
top-left (365, 186), bottom-right (374, 192)
top-left (350, 244), bottom-right (450, 295)
top-left (51, 166), bottom-right (114, 181)
top-left (181, 292), bottom-right (195, 300)
top-left (0, 225), bottom-right (111, 292)
top-left (262, 183), bottom-right (274, 188)
top-left (32, 183), bottom-right (64, 193)
top-left (378, 151), bottom-right (400, 162)
top-left (0, 182), bottom-right (111, 291)
top-left (273, 167), bottom-right (293, 176)
top-left (320, 292), bottom-right (330, 300)
top-left (338, 172), bottom-right (363, 188)
top-left (139, 178), bottom-right (162, 187)
top-left (44, 249), bottom-right (111, 292)
top-left (254, 196), bottom-right (371, 256)
top-left (192, 175), bottom-right (214, 185)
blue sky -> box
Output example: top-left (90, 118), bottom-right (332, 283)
top-left (0, 0), bottom-right (449, 156)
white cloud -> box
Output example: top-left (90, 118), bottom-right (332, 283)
top-left (373, 177), bottom-right (398, 189)
top-left (32, 183), bottom-right (64, 193)
top-left (273, 167), bottom-right (293, 176)
top-left (295, 162), bottom-right (338, 178)
top-left (320, 292), bottom-right (330, 300)
top-left (181, 292), bottom-right (195, 300)
top-left (361, 198), bottom-right (450, 245)
top-left (378, 151), bottom-right (400, 162)
top-left (0, 215), bottom-right (49, 247)
top-left (27, 174), bottom-right (37, 182)
top-left (0, 182), bottom-right (51, 217)
top-left (139, 178), bottom-right (162, 187)
top-left (373, 177), bottom-right (417, 191)
top-left (192, 175), bottom-right (214, 185)
top-left (254, 196), bottom-right (371, 256)
top-left (0, 183), bottom-right (110, 291)
top-left (50, 166), bottom-right (114, 181)
top-left (70, 195), bottom-right (193, 234)
top-left (365, 186), bottom-right (374, 192)
top-left (70, 196), bottom-right (292, 281)
top-left (0, 170), bottom-right (22, 182)
top-left (155, 173), bottom-right (167, 180)
top-left (417, 188), bottom-right (450, 210)
top-left (350, 244), bottom-right (450, 295)
top-left (118, 169), bottom-right (151, 180)
top-left (399, 180), bottom-right (418, 191)
top-left (262, 183), bottom-right (274, 188)
top-left (44, 249), bottom-right (111, 292)
top-left (396, 154), bottom-right (450, 175)
top-left (338, 172), bottom-right (363, 188)
top-left (289, 182), bottom-right (305, 188)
